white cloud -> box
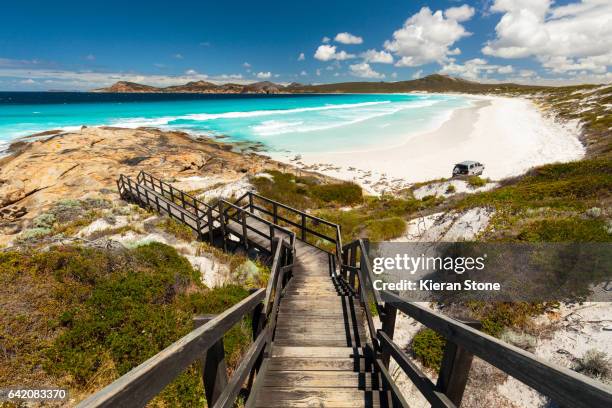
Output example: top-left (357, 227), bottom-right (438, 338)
top-left (243, 62), bottom-right (251, 68)
top-left (0, 67), bottom-right (260, 89)
top-left (384, 6), bottom-right (474, 67)
top-left (20, 78), bottom-right (36, 84)
top-left (483, 0), bottom-right (612, 74)
top-left (256, 71), bottom-right (272, 79)
top-left (412, 69), bottom-right (424, 79)
top-left (218, 74), bottom-right (243, 80)
top-left (300, 70), bottom-right (308, 76)
top-left (185, 69), bottom-right (198, 75)
top-left (519, 69), bottom-right (536, 77)
top-left (322, 36), bottom-right (331, 43)
top-left (316, 69), bottom-right (321, 76)
top-left (439, 58), bottom-right (515, 80)
top-left (314, 45), bottom-right (355, 61)
top-left (391, 72), bottom-right (398, 79)
top-left (298, 52), bottom-right (305, 61)
top-left (349, 62), bottom-right (385, 79)
top-left (335, 32), bottom-right (363, 45)
top-left (444, 4), bottom-right (476, 22)
top-left (173, 53), bottom-right (184, 59)
top-left (361, 49), bottom-right (394, 64)
top-left (84, 54), bottom-right (96, 61)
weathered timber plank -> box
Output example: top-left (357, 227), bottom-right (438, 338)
top-left (255, 388), bottom-right (393, 408)
top-left (271, 346), bottom-right (365, 359)
top-left (267, 357), bottom-right (374, 372)
top-left (262, 371), bottom-right (383, 389)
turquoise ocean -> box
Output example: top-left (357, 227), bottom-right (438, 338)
top-left (0, 92), bottom-right (470, 154)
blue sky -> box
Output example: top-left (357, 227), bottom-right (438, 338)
top-left (1, 0), bottom-right (610, 90)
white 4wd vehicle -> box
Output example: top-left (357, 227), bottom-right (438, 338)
top-left (453, 161), bottom-right (484, 177)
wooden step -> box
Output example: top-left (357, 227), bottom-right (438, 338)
top-left (267, 357), bottom-right (375, 372)
top-left (262, 371), bottom-right (383, 389)
top-left (254, 388), bottom-right (394, 407)
top-left (271, 346), bottom-right (366, 359)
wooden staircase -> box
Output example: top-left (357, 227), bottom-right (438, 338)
top-left (77, 170), bottom-right (612, 408)
top-left (254, 244), bottom-right (394, 407)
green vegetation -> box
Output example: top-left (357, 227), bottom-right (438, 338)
top-left (411, 329), bottom-right (446, 370)
top-left (467, 175), bottom-right (486, 188)
top-left (445, 184), bottom-right (456, 194)
top-left (458, 158), bottom-right (612, 242)
top-left (251, 170), bottom-right (362, 208)
top-left (466, 302), bottom-right (554, 337)
top-left (573, 349), bottom-right (611, 381)
top-left (0, 243), bottom-right (252, 406)
top-left (158, 217), bottom-right (196, 241)
top-left (316, 195), bottom-right (440, 242)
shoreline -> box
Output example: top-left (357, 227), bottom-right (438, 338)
top-left (268, 95), bottom-right (585, 194)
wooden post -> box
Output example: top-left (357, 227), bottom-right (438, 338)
top-left (381, 304), bottom-right (397, 367)
top-left (273, 202), bottom-right (278, 224)
top-left (207, 207), bottom-right (214, 243)
top-left (193, 315), bottom-right (228, 407)
top-left (218, 202), bottom-right (227, 251)
top-left (436, 320), bottom-right (482, 406)
top-left (242, 210), bottom-right (249, 251)
top-left (301, 213), bottom-right (306, 241)
top-left (349, 247), bottom-right (357, 289)
top-left (248, 193), bottom-right (254, 213)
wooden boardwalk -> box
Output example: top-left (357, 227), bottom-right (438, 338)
top-left (254, 242), bottom-right (394, 407)
top-left (84, 171), bottom-right (612, 408)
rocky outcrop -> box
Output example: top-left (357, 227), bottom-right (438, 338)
top-left (0, 127), bottom-right (295, 245)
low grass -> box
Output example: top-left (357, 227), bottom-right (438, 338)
top-left (0, 243), bottom-right (252, 406)
top-left (467, 175), bottom-right (486, 188)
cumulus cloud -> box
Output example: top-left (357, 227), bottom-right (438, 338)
top-left (412, 69), bottom-right (424, 79)
top-left (314, 45), bottom-right (355, 61)
top-left (349, 62), bottom-right (385, 79)
top-left (256, 71), bottom-right (272, 79)
top-left (185, 69), bottom-right (198, 75)
top-left (444, 5), bottom-right (475, 22)
top-left (361, 49), bottom-right (394, 64)
top-left (84, 54), bottom-right (96, 61)
top-left (173, 53), bottom-right (184, 59)
top-left (482, 0), bottom-right (612, 74)
top-left (298, 52), bottom-right (305, 61)
top-left (384, 5), bottom-right (474, 67)
top-left (243, 62), bottom-right (251, 68)
top-left (334, 32), bottom-right (363, 45)
top-left (300, 70), bottom-right (308, 76)
top-left (439, 58), bottom-right (515, 80)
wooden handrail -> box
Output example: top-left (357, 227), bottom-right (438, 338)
top-left (240, 191), bottom-right (343, 261)
top-left (339, 237), bottom-right (612, 408)
top-left (381, 291), bottom-right (612, 408)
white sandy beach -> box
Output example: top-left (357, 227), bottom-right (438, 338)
top-left (272, 95), bottom-right (585, 193)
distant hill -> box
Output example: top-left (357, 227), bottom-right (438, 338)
top-left (94, 80), bottom-right (285, 94)
top-left (93, 74), bottom-right (542, 94)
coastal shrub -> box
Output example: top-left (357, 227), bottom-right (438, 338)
top-left (445, 184), bottom-right (456, 194)
top-left (310, 182), bottom-right (362, 205)
top-left (364, 217), bottom-right (406, 241)
top-left (411, 329), bottom-right (446, 370)
top-left (158, 217), bottom-right (196, 241)
top-left (467, 176), bottom-right (486, 188)
top-left (1, 243), bottom-right (253, 406)
top-left (517, 218), bottom-right (611, 242)
top-left (33, 213), bottom-right (57, 229)
top-left (251, 170), bottom-right (363, 209)
top-left (466, 301), bottom-right (552, 337)
top-left (19, 227), bottom-right (52, 241)
top-left (460, 159), bottom-right (612, 211)
top-left (573, 349), bottom-right (611, 380)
